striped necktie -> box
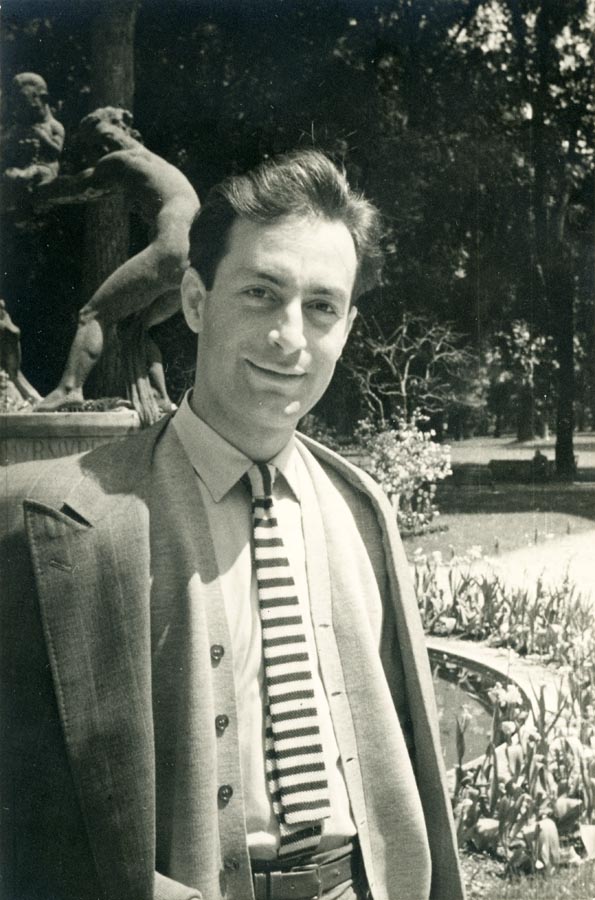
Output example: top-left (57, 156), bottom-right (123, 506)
top-left (245, 462), bottom-right (331, 857)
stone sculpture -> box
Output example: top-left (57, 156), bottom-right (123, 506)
top-left (2, 73), bottom-right (64, 188)
top-left (0, 299), bottom-right (41, 411)
top-left (35, 107), bottom-right (200, 421)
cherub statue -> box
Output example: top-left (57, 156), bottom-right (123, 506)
top-left (2, 73), bottom-right (64, 187)
top-left (0, 299), bottom-right (41, 411)
top-left (36, 107), bottom-right (200, 419)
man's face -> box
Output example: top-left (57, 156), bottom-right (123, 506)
top-left (182, 214), bottom-right (358, 456)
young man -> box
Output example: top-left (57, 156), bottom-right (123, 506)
top-left (0, 150), bottom-right (464, 900)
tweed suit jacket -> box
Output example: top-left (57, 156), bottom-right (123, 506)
top-left (0, 417), bottom-right (464, 900)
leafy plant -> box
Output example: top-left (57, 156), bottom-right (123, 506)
top-left (415, 555), bottom-right (593, 668)
top-left (453, 678), bottom-right (593, 875)
top-left (428, 553), bottom-right (595, 878)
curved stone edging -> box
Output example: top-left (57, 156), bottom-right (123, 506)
top-left (426, 634), bottom-right (566, 720)
top-left (427, 635), bottom-right (568, 785)
top-left (427, 641), bottom-right (532, 716)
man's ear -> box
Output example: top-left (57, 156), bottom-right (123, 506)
top-left (340, 304), bottom-right (358, 350)
top-left (181, 267), bottom-right (207, 334)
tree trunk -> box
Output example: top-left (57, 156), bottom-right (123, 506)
top-left (83, 0), bottom-right (139, 399)
top-left (550, 260), bottom-right (576, 479)
top-left (516, 389), bottom-right (535, 442)
top-left (588, 300), bottom-right (595, 430)
top-left (531, 0), bottom-right (575, 478)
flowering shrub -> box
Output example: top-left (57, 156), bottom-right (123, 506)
top-left (356, 414), bottom-right (452, 534)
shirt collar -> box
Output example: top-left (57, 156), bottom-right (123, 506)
top-left (171, 391), bottom-right (301, 503)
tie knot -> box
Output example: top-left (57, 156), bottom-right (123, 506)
top-left (245, 462), bottom-right (276, 499)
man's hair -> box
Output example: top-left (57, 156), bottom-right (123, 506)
top-left (189, 149), bottom-right (383, 302)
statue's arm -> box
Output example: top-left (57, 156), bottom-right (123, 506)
top-left (33, 117), bottom-right (65, 155)
top-left (35, 164), bottom-right (118, 207)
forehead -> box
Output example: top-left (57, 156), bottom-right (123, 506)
top-left (18, 81), bottom-right (47, 96)
top-left (219, 215), bottom-right (358, 286)
top-left (95, 113), bottom-right (125, 129)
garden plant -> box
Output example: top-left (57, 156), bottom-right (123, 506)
top-left (355, 414), bottom-right (452, 534)
top-left (417, 552), bottom-right (595, 884)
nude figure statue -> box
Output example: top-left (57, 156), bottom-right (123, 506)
top-left (2, 73), bottom-right (64, 187)
top-left (36, 107), bottom-right (200, 418)
top-left (0, 299), bottom-right (41, 410)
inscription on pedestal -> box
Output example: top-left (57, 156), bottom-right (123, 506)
top-left (0, 411), bottom-right (141, 465)
top-left (1, 436), bottom-right (112, 465)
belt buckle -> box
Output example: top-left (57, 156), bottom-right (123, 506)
top-left (269, 867), bottom-right (322, 900)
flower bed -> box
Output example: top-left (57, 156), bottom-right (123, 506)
top-left (415, 556), bottom-right (595, 877)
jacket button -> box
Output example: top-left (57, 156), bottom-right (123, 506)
top-left (215, 714), bottom-right (229, 734)
top-left (218, 784), bottom-right (233, 805)
top-left (210, 644), bottom-right (225, 663)
top-left (224, 856), bottom-right (240, 871)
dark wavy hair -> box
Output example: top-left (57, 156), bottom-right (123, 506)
top-left (189, 149), bottom-right (383, 303)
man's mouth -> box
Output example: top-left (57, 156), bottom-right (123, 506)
top-left (246, 361), bottom-right (306, 379)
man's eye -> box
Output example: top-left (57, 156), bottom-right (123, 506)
top-left (244, 287), bottom-right (272, 301)
top-left (309, 300), bottom-right (337, 315)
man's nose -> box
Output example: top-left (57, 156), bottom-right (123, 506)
top-left (268, 302), bottom-right (307, 353)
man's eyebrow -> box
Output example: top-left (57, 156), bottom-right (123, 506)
top-left (236, 267), bottom-right (284, 285)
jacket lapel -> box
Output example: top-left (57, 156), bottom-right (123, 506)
top-left (23, 424), bottom-right (167, 899)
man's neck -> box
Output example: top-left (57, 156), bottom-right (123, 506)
top-left (188, 392), bottom-right (295, 462)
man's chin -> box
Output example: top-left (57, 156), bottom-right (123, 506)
top-left (250, 397), bottom-right (306, 434)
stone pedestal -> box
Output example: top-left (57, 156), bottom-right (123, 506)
top-left (0, 411), bottom-right (140, 466)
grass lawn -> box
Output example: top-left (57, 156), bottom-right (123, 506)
top-left (461, 850), bottom-right (595, 899)
top-left (403, 482), bottom-right (595, 560)
top-left (343, 432), bottom-right (595, 560)
top-left (448, 431), bottom-right (595, 469)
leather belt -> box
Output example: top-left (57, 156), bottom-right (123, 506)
top-left (252, 848), bottom-right (355, 900)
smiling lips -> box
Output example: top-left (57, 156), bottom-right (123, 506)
top-left (247, 360), bottom-right (306, 379)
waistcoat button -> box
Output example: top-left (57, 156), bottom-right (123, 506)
top-left (215, 714), bottom-right (230, 734)
top-left (218, 784), bottom-right (233, 805)
top-left (210, 644), bottom-right (225, 662)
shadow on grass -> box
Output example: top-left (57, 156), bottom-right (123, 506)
top-left (436, 483), bottom-right (595, 523)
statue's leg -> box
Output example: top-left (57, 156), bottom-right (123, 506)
top-left (142, 290), bottom-right (182, 411)
top-left (80, 240), bottom-right (186, 324)
top-left (144, 335), bottom-right (172, 412)
top-left (35, 314), bottom-right (103, 410)
top-left (143, 288), bottom-right (182, 329)
top-left (36, 243), bottom-right (185, 411)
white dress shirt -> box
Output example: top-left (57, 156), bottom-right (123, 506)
top-left (172, 393), bottom-right (356, 858)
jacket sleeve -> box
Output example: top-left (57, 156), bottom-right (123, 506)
top-left (0, 501), bottom-right (107, 899)
top-left (154, 872), bottom-right (201, 900)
